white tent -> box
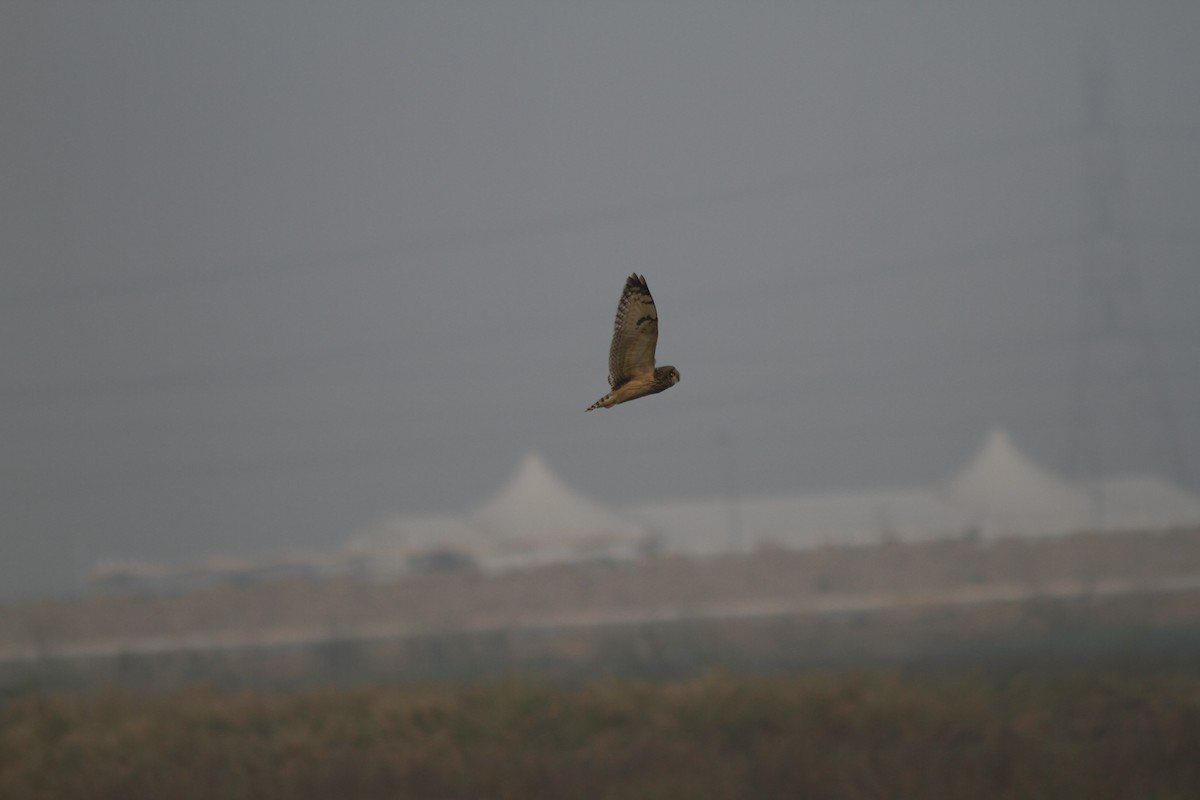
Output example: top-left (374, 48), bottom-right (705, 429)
top-left (346, 435), bottom-right (1200, 576)
top-left (1090, 475), bottom-right (1200, 531)
top-left (942, 429), bottom-right (1092, 537)
top-left (350, 453), bottom-right (650, 574)
top-left (943, 429), bottom-right (1200, 536)
top-left (470, 453), bottom-right (641, 544)
top-left (94, 434), bottom-right (1200, 592)
top-left (631, 429), bottom-right (1200, 554)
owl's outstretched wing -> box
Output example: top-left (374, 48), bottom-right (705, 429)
top-left (607, 274), bottom-right (659, 389)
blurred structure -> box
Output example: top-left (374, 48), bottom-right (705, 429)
top-left (91, 434), bottom-right (1200, 593)
top-left (93, 453), bottom-right (654, 592)
top-left (346, 452), bottom-right (654, 577)
top-left (1065, 40), bottom-right (1191, 524)
top-left (632, 429), bottom-right (1200, 556)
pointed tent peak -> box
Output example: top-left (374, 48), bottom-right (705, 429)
top-left (474, 451), bottom-right (640, 540)
top-left (946, 428), bottom-right (1089, 523)
top-left (949, 429), bottom-right (1067, 494)
top-left (507, 451), bottom-right (558, 489)
top-left (479, 450), bottom-right (594, 515)
top-left (965, 428), bottom-right (1025, 471)
top-left (482, 451), bottom-right (573, 509)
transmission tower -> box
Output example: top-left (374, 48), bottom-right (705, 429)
top-left (1064, 40), bottom-right (1190, 525)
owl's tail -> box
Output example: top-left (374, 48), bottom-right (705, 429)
top-left (585, 393), bottom-right (614, 411)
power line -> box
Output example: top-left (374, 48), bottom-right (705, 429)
top-left (1, 340), bottom-right (395, 407)
top-left (3, 125), bottom-right (1081, 310)
top-left (3, 226), bottom-right (1082, 406)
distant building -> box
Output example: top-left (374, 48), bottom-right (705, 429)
top-left (347, 453), bottom-right (653, 578)
top-left (628, 430), bottom-right (1200, 556)
top-left (90, 433), bottom-right (1200, 593)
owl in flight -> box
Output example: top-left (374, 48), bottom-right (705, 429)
top-left (586, 273), bottom-right (680, 411)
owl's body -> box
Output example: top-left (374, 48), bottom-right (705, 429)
top-left (586, 274), bottom-right (679, 411)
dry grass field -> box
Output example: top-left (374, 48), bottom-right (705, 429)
top-left (3, 667), bottom-right (1199, 800)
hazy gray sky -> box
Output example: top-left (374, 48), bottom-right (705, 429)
top-left (4, 2), bottom-right (1199, 598)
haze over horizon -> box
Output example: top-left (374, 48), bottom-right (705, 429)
top-left (5, 2), bottom-right (1200, 598)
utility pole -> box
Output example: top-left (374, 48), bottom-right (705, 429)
top-left (1065, 39), bottom-right (1189, 527)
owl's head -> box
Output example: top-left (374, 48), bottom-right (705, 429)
top-left (660, 366), bottom-right (681, 386)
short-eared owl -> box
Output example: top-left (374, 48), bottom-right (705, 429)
top-left (586, 273), bottom-right (680, 411)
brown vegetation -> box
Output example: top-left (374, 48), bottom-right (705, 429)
top-left (3, 668), bottom-right (1199, 799)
